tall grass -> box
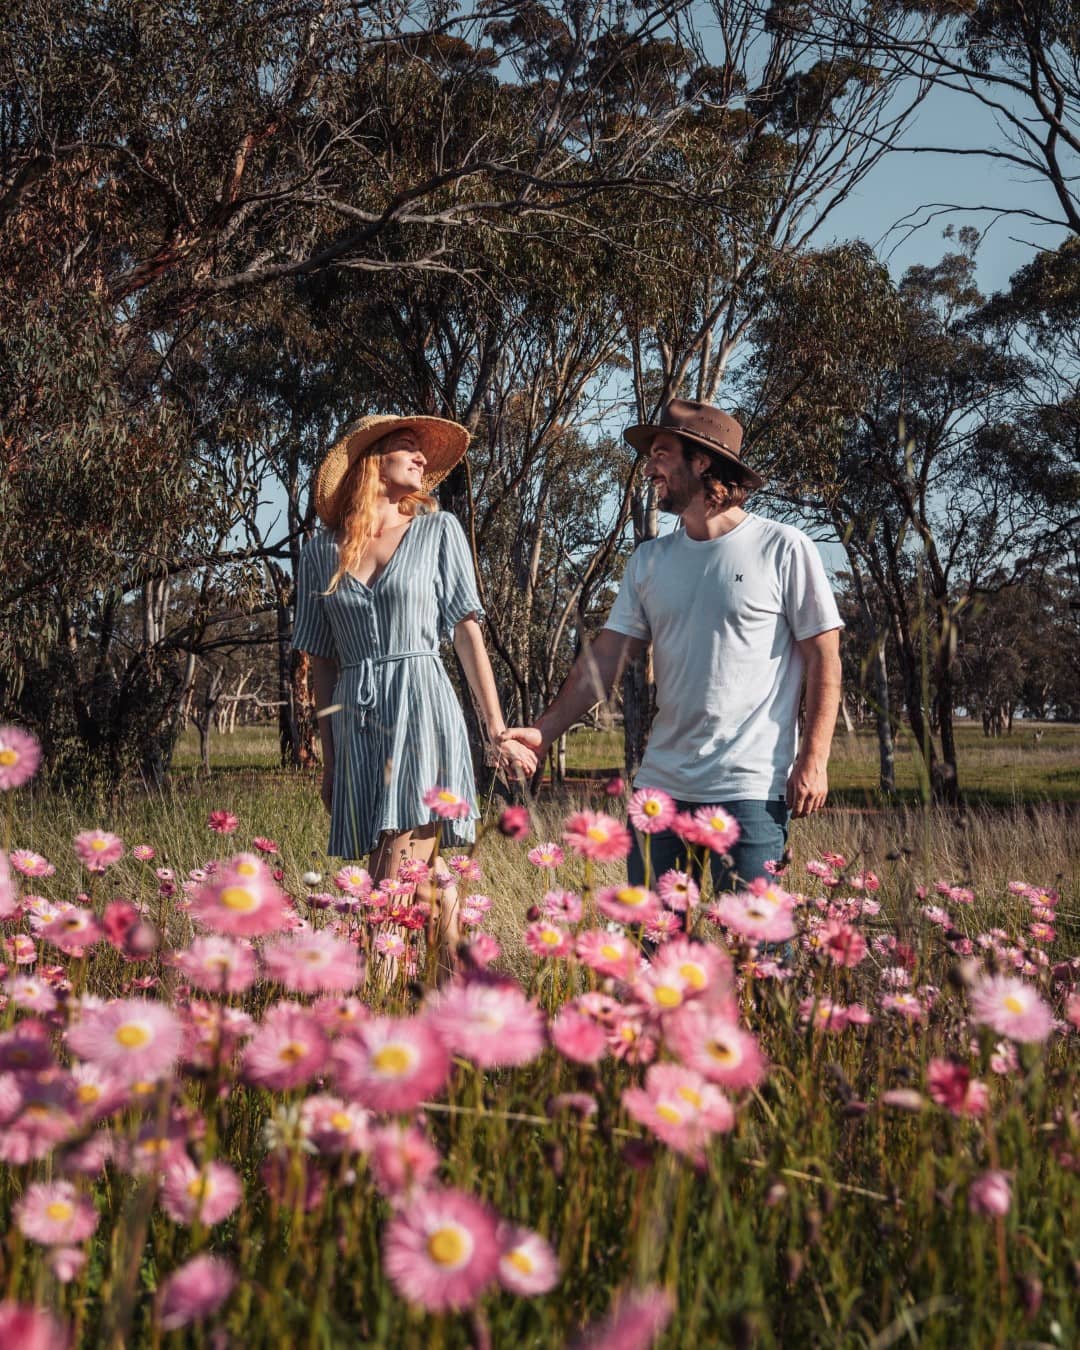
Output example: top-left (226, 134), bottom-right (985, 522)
top-left (0, 765), bottom-right (1077, 1348)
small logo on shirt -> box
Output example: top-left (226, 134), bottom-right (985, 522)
top-left (734, 574), bottom-right (743, 582)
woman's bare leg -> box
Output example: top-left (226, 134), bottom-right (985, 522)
top-left (368, 824), bottom-right (460, 984)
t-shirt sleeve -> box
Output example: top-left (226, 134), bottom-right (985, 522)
top-left (782, 533), bottom-right (844, 641)
top-left (292, 538), bottom-right (338, 660)
top-left (604, 547), bottom-right (651, 641)
top-left (437, 514), bottom-right (483, 640)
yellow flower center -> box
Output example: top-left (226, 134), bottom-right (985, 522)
top-left (427, 1226), bottom-right (467, 1266)
top-left (373, 1044), bottom-right (414, 1077)
top-left (90, 838), bottom-right (108, 852)
top-left (220, 885), bottom-right (258, 912)
top-left (1003, 995), bottom-right (1025, 1014)
top-left (656, 1103), bottom-right (683, 1125)
top-left (507, 1249), bottom-right (534, 1274)
top-left (586, 826), bottom-right (610, 843)
top-left (540, 929), bottom-right (561, 946)
top-left (303, 949), bottom-right (325, 963)
top-left (186, 1176), bottom-right (212, 1200)
top-left (133, 1081), bottom-right (156, 1096)
top-left (654, 985), bottom-right (682, 1008)
top-left (330, 1111), bottom-right (353, 1132)
top-left (616, 887), bottom-right (648, 908)
top-left (437, 791), bottom-right (458, 804)
top-left (278, 1041), bottom-right (306, 1063)
top-left (45, 1201), bottom-right (74, 1222)
top-left (600, 944), bottom-right (621, 961)
top-left (677, 1085), bottom-right (702, 1109)
top-left (0, 749), bottom-right (18, 766)
top-left (76, 1083), bottom-right (102, 1104)
top-left (235, 860), bottom-right (259, 877)
top-left (679, 963), bottom-right (706, 990)
top-left (114, 1023), bottom-right (150, 1049)
top-left (707, 1040), bottom-right (737, 1065)
top-left (642, 799), bottom-right (661, 817)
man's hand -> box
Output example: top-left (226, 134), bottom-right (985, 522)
top-left (488, 727), bottom-right (543, 780)
top-left (786, 755), bottom-right (828, 818)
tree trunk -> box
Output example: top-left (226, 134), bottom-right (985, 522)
top-left (871, 638), bottom-right (895, 795)
top-left (621, 476), bottom-right (657, 780)
top-left (932, 667), bottom-right (962, 805)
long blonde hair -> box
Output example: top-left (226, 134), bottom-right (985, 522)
top-left (325, 432), bottom-right (436, 594)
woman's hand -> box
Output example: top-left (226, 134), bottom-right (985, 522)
top-left (488, 729), bottom-right (539, 780)
top-left (320, 764), bottom-right (334, 813)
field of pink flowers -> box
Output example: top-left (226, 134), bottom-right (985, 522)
top-left (0, 722), bottom-right (1077, 1349)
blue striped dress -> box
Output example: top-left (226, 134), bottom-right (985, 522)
top-left (292, 510), bottom-right (482, 859)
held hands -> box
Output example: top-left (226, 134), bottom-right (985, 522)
top-left (488, 726), bottom-right (544, 781)
top-left (786, 755), bottom-right (828, 818)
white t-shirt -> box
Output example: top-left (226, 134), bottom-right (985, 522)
top-left (605, 513), bottom-right (843, 802)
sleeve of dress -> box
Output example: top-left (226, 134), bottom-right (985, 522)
top-left (437, 514), bottom-right (484, 641)
top-left (292, 538), bottom-right (338, 660)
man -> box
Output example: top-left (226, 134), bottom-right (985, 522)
top-left (508, 398), bottom-right (843, 892)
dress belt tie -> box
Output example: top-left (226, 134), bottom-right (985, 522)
top-left (341, 651), bottom-right (439, 727)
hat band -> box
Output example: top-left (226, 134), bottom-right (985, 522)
top-left (666, 422), bottom-right (738, 458)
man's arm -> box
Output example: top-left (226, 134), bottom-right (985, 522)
top-left (786, 628), bottom-right (842, 819)
top-left (505, 629), bottom-right (647, 761)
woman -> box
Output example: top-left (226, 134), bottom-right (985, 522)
top-left (293, 413), bottom-right (535, 966)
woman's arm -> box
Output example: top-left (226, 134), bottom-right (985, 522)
top-left (311, 654), bottom-right (339, 811)
top-left (452, 616), bottom-right (537, 778)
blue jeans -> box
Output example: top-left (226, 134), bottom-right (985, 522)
top-left (628, 798), bottom-right (790, 894)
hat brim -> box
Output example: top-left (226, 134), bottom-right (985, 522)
top-left (315, 415), bottom-right (470, 526)
top-left (623, 423), bottom-right (764, 490)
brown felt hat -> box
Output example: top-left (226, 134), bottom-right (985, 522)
top-left (623, 397), bottom-right (764, 490)
top-left (314, 414), bottom-right (470, 527)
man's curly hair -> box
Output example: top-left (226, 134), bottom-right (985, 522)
top-left (681, 440), bottom-right (750, 511)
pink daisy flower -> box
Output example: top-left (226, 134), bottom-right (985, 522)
top-left (66, 999), bottom-right (182, 1083)
top-left (382, 1187), bottom-right (499, 1311)
top-left (334, 865), bottom-right (372, 897)
top-left (49, 1247), bottom-right (87, 1283)
top-left (158, 1254), bottom-right (237, 1331)
top-left (302, 1095), bottom-right (371, 1156)
top-left (525, 921), bottom-right (572, 959)
top-left (664, 1005), bottom-right (766, 1089)
top-left (627, 787), bottom-right (676, 835)
top-left (596, 884), bottom-right (660, 926)
top-left (252, 836), bottom-right (279, 855)
top-left (262, 930), bottom-right (362, 994)
top-left (643, 910), bottom-right (682, 942)
top-left (332, 1015), bottom-right (451, 1113)
top-left (575, 929), bottom-right (639, 982)
top-left (541, 888), bottom-right (583, 923)
top-left (927, 1059), bottom-right (989, 1118)
top-left (463, 933), bottom-right (501, 969)
top-left (622, 1063), bottom-right (734, 1162)
top-left (968, 1169), bottom-right (1011, 1217)
top-left (851, 870), bottom-right (880, 891)
top-left (572, 1287), bottom-right (673, 1350)
top-left (496, 1222), bottom-right (560, 1295)
top-left (373, 932), bottom-right (408, 960)
top-left (799, 998), bottom-right (851, 1032)
top-left (9, 849), bottom-right (54, 878)
top-left (563, 811), bottom-right (632, 862)
top-left (131, 844), bottom-right (155, 861)
top-left (6, 975), bottom-right (57, 1014)
top-left (5, 934), bottom-right (36, 965)
top-left (880, 993), bottom-right (925, 1021)
top-left (161, 1155), bottom-right (243, 1226)
top-left (498, 805), bottom-right (531, 840)
top-left (551, 1007), bottom-right (609, 1064)
top-left (70, 1063), bottom-right (129, 1123)
top-left (0, 725), bottom-right (41, 790)
top-left (691, 806), bottom-right (740, 854)
top-left (710, 883), bottom-right (795, 944)
top-left (447, 855), bottom-right (482, 882)
top-left (242, 1002), bottom-right (329, 1092)
top-left (648, 937), bottom-right (733, 1007)
top-left (369, 1121), bottom-right (441, 1197)
top-left (427, 978), bottom-right (545, 1068)
top-left (527, 842), bottom-right (565, 869)
top-left (16, 1180), bottom-right (98, 1246)
top-left (42, 907), bottom-right (103, 956)
top-left (73, 829), bottom-right (123, 872)
top-left (0, 1302), bottom-right (69, 1350)
top-left (189, 854), bottom-right (288, 937)
top-left (172, 936), bottom-right (257, 994)
top-left (656, 869), bottom-right (699, 913)
top-left (207, 811), bottom-right (239, 835)
top-left (422, 786), bottom-right (472, 821)
top-left (821, 919), bottom-right (867, 968)
top-left (969, 974), bottom-right (1054, 1043)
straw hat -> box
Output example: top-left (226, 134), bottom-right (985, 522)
top-left (623, 398), bottom-right (763, 490)
top-left (314, 414), bottom-right (470, 527)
